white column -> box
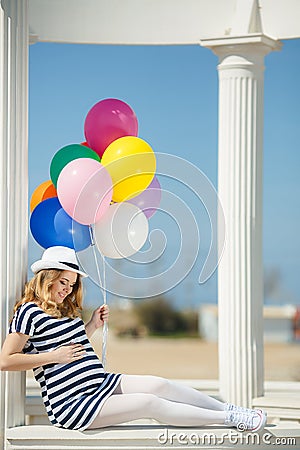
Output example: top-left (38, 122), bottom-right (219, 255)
top-left (201, 35), bottom-right (281, 406)
top-left (0, 0), bottom-right (28, 444)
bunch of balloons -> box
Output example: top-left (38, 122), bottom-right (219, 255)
top-left (30, 98), bottom-right (161, 258)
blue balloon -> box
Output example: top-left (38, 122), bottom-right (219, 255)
top-left (30, 197), bottom-right (91, 251)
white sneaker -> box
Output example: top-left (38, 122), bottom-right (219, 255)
top-left (225, 402), bottom-right (267, 418)
top-left (225, 409), bottom-right (267, 432)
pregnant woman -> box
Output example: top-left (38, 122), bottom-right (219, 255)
top-left (0, 246), bottom-right (266, 432)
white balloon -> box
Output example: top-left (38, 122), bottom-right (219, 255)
top-left (94, 202), bottom-right (149, 258)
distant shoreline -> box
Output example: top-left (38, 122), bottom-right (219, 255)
top-left (89, 334), bottom-right (300, 382)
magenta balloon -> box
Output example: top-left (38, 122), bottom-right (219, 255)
top-left (57, 158), bottom-right (113, 225)
top-left (84, 98), bottom-right (138, 158)
top-left (127, 176), bottom-right (161, 219)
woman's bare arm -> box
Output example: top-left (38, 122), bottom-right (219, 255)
top-left (85, 305), bottom-right (109, 339)
top-left (0, 333), bottom-right (85, 371)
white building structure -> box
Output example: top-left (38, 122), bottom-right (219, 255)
top-left (199, 303), bottom-right (298, 342)
top-left (1, 1), bottom-right (300, 448)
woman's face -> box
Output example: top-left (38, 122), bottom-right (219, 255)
top-left (50, 270), bottom-right (78, 304)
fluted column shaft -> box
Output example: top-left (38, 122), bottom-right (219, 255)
top-left (202, 35), bottom-right (281, 406)
top-left (0, 0), bottom-right (28, 443)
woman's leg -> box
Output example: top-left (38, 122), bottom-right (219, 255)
top-left (87, 392), bottom-right (226, 429)
top-left (87, 376), bottom-right (265, 430)
top-left (119, 374), bottom-right (225, 411)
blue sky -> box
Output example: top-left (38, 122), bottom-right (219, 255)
top-left (28, 39), bottom-right (300, 309)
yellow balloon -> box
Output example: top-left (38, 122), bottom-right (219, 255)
top-left (101, 136), bottom-right (156, 202)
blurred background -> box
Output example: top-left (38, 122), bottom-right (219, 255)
top-left (28, 39), bottom-right (300, 382)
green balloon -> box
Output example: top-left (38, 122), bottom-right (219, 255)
top-left (50, 144), bottom-right (101, 187)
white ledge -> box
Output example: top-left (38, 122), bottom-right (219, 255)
top-left (200, 33), bottom-right (282, 49)
top-left (6, 423), bottom-right (300, 450)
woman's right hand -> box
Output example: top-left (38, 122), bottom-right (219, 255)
top-left (52, 343), bottom-right (86, 364)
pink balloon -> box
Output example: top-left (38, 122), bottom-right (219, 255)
top-left (127, 176), bottom-right (161, 218)
top-left (84, 98), bottom-right (138, 158)
top-left (57, 158), bottom-right (112, 225)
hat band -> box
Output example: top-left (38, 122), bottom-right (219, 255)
top-left (59, 261), bottom-right (79, 270)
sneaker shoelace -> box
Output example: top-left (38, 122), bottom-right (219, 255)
top-left (225, 403), bottom-right (266, 417)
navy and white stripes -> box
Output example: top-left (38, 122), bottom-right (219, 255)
top-left (9, 302), bottom-right (121, 430)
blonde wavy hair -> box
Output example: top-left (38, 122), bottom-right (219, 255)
top-left (13, 269), bottom-right (83, 319)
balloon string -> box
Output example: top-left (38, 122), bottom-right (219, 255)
top-left (89, 225), bottom-right (108, 369)
top-left (101, 253), bottom-right (108, 369)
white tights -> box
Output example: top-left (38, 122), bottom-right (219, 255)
top-left (88, 374), bottom-right (226, 429)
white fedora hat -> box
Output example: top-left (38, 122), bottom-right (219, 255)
top-left (31, 246), bottom-right (88, 278)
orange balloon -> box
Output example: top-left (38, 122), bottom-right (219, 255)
top-left (30, 180), bottom-right (57, 212)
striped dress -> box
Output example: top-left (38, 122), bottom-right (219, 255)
top-left (9, 302), bottom-right (121, 430)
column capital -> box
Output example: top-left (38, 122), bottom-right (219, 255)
top-left (29, 32), bottom-right (39, 45)
top-left (200, 33), bottom-right (282, 60)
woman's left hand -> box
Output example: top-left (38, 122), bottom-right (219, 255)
top-left (91, 304), bottom-right (109, 329)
